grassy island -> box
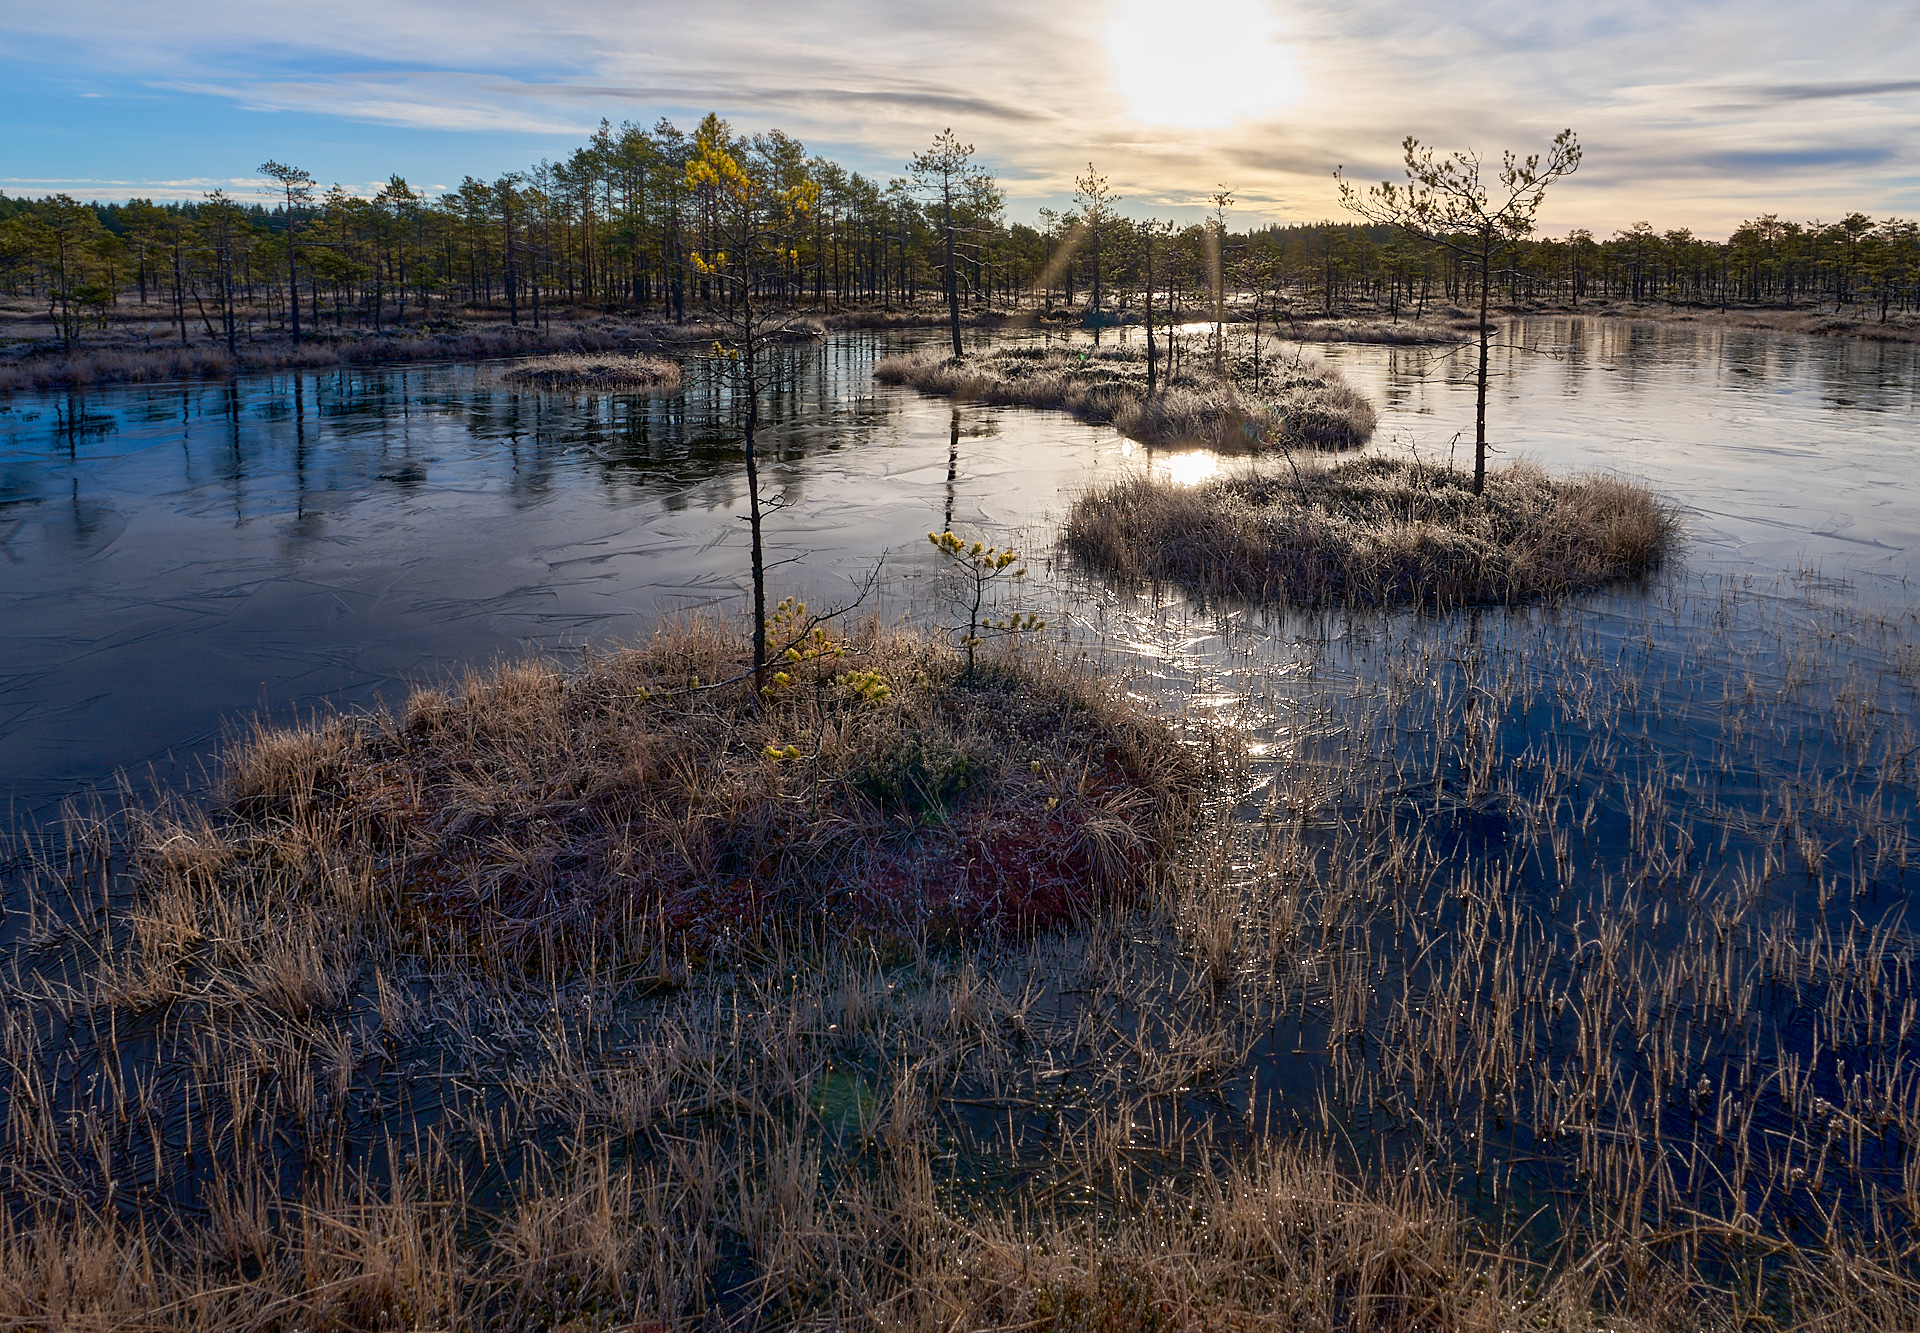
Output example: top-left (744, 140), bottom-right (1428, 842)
top-left (497, 351), bottom-right (682, 393)
top-left (200, 619), bottom-right (1201, 965)
top-left (1065, 454), bottom-right (1680, 608)
top-left (875, 343), bottom-right (1378, 452)
top-left (0, 620), bottom-right (1236, 1329)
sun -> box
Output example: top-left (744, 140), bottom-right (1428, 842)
top-left (1103, 0), bottom-right (1300, 129)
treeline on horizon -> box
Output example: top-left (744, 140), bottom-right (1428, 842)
top-left (4, 111), bottom-right (1919, 351)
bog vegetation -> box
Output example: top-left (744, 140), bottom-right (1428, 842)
top-left (0, 618), bottom-right (1220, 1329)
top-left (495, 351), bottom-right (681, 392)
top-left (875, 343), bottom-right (1378, 453)
top-left (1065, 455), bottom-right (1680, 607)
top-left (6, 569), bottom-right (1919, 1329)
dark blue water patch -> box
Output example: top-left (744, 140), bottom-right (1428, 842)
top-left (1091, 568), bottom-right (1920, 1279)
top-left (5, 320), bottom-right (1919, 825)
top-left (0, 337), bottom-right (1011, 822)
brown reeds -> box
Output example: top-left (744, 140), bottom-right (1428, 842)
top-left (495, 351), bottom-right (682, 392)
top-left (874, 344), bottom-right (1378, 452)
top-left (1064, 453), bottom-right (1680, 607)
top-left (3, 554), bottom-right (1916, 1328)
top-left (212, 618), bottom-right (1202, 964)
top-left (0, 619), bottom-right (1232, 1331)
top-left (820, 308), bottom-right (1010, 331)
top-left (0, 316), bottom-right (819, 395)
top-left (1283, 314), bottom-right (1474, 344)
top-left (1193, 566), bottom-right (1920, 1327)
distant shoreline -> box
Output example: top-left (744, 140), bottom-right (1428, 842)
top-left (3, 296), bottom-right (1913, 396)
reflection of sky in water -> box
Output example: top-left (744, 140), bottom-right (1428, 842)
top-left (1316, 316), bottom-right (1920, 577)
top-left (0, 320), bottom-right (1916, 822)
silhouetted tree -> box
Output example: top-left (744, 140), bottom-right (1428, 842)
top-left (684, 120), bottom-right (819, 691)
top-left (1340, 129), bottom-right (1581, 494)
top-left (1073, 164), bottom-right (1120, 333)
top-left (1132, 218), bottom-right (1173, 398)
top-left (258, 161), bottom-right (313, 343)
top-left (1208, 187), bottom-right (1234, 377)
top-left (909, 129), bottom-right (994, 357)
top-left (495, 174), bottom-right (523, 326)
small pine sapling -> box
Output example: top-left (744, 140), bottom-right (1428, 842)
top-left (928, 530), bottom-right (1046, 679)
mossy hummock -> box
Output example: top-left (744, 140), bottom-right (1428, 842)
top-left (875, 343), bottom-right (1377, 453)
top-left (1065, 454), bottom-right (1680, 608)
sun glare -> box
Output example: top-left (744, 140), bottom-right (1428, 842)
top-left (1152, 450), bottom-right (1223, 487)
top-left (1103, 0), bottom-right (1298, 129)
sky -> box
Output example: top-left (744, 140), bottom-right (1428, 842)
top-left (3, 0), bottom-right (1917, 237)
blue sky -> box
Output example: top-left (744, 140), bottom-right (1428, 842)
top-left (4, 0), bottom-right (1917, 236)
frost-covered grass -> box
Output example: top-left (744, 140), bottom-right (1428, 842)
top-left (875, 343), bottom-right (1377, 452)
top-left (1065, 454), bottom-right (1680, 608)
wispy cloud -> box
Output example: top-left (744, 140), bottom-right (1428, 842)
top-left (2, 0), bottom-right (1916, 233)
top-left (1703, 147), bottom-right (1899, 172)
top-left (1, 175), bottom-right (260, 190)
top-left (1745, 79), bottom-right (1920, 103)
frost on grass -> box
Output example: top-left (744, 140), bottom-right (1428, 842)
top-left (1065, 453), bottom-right (1680, 608)
top-left (496, 351), bottom-right (681, 392)
top-left (212, 618), bottom-right (1202, 967)
top-left (874, 343), bottom-right (1377, 452)
top-left (8, 578), bottom-right (1920, 1329)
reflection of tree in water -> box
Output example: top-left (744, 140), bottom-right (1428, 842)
top-left (4, 336), bottom-right (926, 533)
top-left (33, 392), bottom-right (127, 553)
top-left (64, 477), bottom-right (125, 552)
top-left (941, 406), bottom-right (1000, 534)
top-left (947, 407), bottom-right (959, 531)
top-left (54, 390), bottom-right (117, 462)
top-left (417, 338), bottom-right (903, 501)
top-left (292, 375), bottom-right (307, 518)
top-left (1364, 316), bottom-right (1920, 424)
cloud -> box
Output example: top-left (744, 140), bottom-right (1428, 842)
top-left (1, 175), bottom-right (267, 193)
top-left (2, 0), bottom-right (1917, 232)
top-left (1746, 79), bottom-right (1920, 103)
top-left (522, 77), bottom-right (1052, 124)
top-left (1702, 147), bottom-right (1899, 172)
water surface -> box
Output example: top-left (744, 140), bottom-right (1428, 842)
top-left (1, 317), bottom-right (1915, 816)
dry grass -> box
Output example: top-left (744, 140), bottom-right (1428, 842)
top-left (874, 343), bottom-right (1378, 452)
top-left (0, 620), bottom-right (1237, 1331)
top-left (0, 325), bottom-right (597, 393)
top-left (0, 316), bottom-right (820, 395)
top-left (820, 308), bottom-right (1011, 330)
top-left (1198, 569), bottom-right (1920, 1329)
top-left (208, 618), bottom-right (1202, 966)
top-left (2, 569), bottom-right (1917, 1328)
top-left (1565, 301), bottom-right (1920, 343)
top-left (496, 352), bottom-right (682, 392)
top-left (1281, 313), bottom-right (1475, 344)
top-left (1064, 454), bottom-right (1680, 608)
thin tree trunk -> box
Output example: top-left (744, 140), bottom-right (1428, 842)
top-left (173, 246), bottom-right (188, 346)
top-left (504, 195), bottom-right (519, 327)
top-left (944, 188), bottom-right (962, 358)
top-left (223, 242), bottom-right (238, 356)
top-left (287, 229), bottom-right (301, 345)
top-left (743, 336), bottom-right (768, 696)
top-left (1474, 239), bottom-right (1491, 495)
top-left (1144, 237), bottom-right (1157, 399)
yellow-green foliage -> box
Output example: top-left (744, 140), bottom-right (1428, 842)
top-left (928, 529), bottom-right (1047, 676)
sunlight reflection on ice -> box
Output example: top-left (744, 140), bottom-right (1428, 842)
top-left (1148, 450), bottom-right (1222, 487)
